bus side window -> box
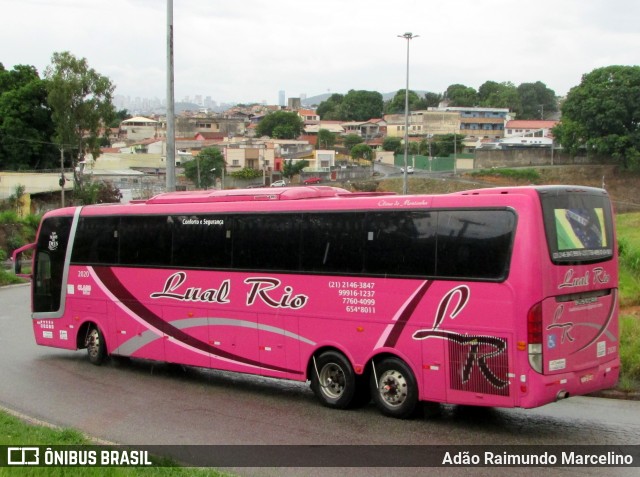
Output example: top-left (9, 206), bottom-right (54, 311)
top-left (301, 213), bottom-right (365, 274)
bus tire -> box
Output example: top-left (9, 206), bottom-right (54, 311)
top-left (85, 325), bottom-right (107, 366)
top-left (310, 351), bottom-right (356, 409)
top-left (370, 357), bottom-right (419, 419)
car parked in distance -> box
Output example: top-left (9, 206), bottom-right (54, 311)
top-left (303, 177), bottom-right (322, 185)
top-left (270, 180), bottom-right (287, 187)
top-left (400, 166), bottom-right (415, 174)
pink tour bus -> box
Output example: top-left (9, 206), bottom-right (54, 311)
top-left (14, 185), bottom-right (619, 418)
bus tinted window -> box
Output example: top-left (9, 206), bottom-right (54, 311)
top-left (72, 217), bottom-right (119, 264)
top-left (302, 213), bottom-right (365, 274)
top-left (540, 190), bottom-right (614, 263)
top-left (233, 214), bottom-right (301, 271)
top-left (364, 211), bottom-right (436, 276)
top-left (172, 215), bottom-right (231, 268)
top-left (120, 216), bottom-right (173, 267)
top-left (436, 210), bottom-right (515, 280)
top-left (69, 210), bottom-right (515, 280)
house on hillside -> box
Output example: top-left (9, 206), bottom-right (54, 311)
top-left (120, 116), bottom-right (162, 141)
top-left (504, 120), bottom-right (558, 139)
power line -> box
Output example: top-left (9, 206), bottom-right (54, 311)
top-left (0, 132), bottom-right (75, 149)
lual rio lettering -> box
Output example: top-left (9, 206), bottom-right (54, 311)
top-left (559, 267), bottom-right (611, 289)
top-left (150, 272), bottom-right (308, 309)
top-left (245, 277), bottom-right (309, 309)
top-left (150, 272), bottom-right (231, 303)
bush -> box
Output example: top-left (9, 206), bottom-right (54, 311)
top-left (619, 237), bottom-right (640, 275)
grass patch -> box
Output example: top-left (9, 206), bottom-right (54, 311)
top-left (0, 411), bottom-right (230, 476)
top-left (0, 268), bottom-right (25, 287)
top-left (619, 315), bottom-right (640, 391)
top-left (469, 168), bottom-right (541, 183)
top-left (617, 212), bottom-right (640, 307)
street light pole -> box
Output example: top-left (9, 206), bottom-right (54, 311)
top-left (398, 32), bottom-right (418, 195)
top-left (165, 0), bottom-right (176, 192)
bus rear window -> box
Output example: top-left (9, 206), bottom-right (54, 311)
top-left (539, 189), bottom-right (614, 264)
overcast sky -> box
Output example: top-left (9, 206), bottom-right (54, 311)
top-left (1, 0), bottom-right (639, 105)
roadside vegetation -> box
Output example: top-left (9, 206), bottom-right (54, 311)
top-left (0, 410), bottom-right (228, 476)
top-left (0, 210), bottom-right (39, 286)
top-left (468, 168), bottom-right (541, 183)
top-left (614, 212), bottom-right (640, 391)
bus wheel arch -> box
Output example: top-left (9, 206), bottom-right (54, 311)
top-left (79, 321), bottom-right (107, 366)
top-left (369, 354), bottom-right (419, 419)
top-left (308, 348), bottom-right (358, 409)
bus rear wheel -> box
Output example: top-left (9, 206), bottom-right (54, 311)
top-left (310, 351), bottom-right (356, 409)
top-left (85, 325), bottom-right (106, 366)
top-left (371, 357), bottom-right (418, 419)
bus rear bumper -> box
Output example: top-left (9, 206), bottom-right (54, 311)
top-left (519, 360), bottom-right (620, 409)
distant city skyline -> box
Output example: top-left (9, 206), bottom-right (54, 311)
top-left (113, 90), bottom-right (314, 115)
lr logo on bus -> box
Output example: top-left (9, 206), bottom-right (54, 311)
top-left (7, 447), bottom-right (39, 465)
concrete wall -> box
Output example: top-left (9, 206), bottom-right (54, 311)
top-left (0, 172), bottom-right (72, 200)
top-left (474, 149), bottom-right (616, 169)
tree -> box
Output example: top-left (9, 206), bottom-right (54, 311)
top-left (317, 128), bottom-right (336, 149)
top-left (111, 108), bottom-right (130, 128)
top-left (478, 81), bottom-right (521, 115)
top-left (382, 137), bottom-right (402, 153)
top-left (282, 159), bottom-right (309, 179)
top-left (350, 143), bottom-right (373, 162)
top-left (183, 147), bottom-right (225, 189)
top-left (73, 181), bottom-right (122, 205)
top-left (426, 133), bottom-right (463, 157)
top-left (517, 81), bottom-right (558, 119)
top-left (0, 63), bottom-right (58, 170)
top-left (338, 90), bottom-right (384, 121)
top-left (554, 65), bottom-right (640, 168)
top-left (423, 92), bottom-right (443, 108)
top-left (343, 134), bottom-right (364, 151)
top-left (385, 89), bottom-right (421, 114)
top-left (255, 110), bottom-right (304, 139)
top-left (445, 84), bottom-right (478, 106)
top-left (316, 90), bottom-right (383, 121)
top-left (316, 93), bottom-right (344, 120)
top-left (44, 52), bottom-right (116, 180)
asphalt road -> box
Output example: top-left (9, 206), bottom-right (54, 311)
top-left (1, 284), bottom-right (639, 476)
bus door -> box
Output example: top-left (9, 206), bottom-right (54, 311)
top-left (32, 216), bottom-right (73, 316)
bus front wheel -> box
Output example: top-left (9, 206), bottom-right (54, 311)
top-left (370, 357), bottom-right (418, 419)
top-left (310, 351), bottom-right (356, 409)
top-left (85, 325), bottom-right (107, 366)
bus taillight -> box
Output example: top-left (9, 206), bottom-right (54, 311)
top-left (527, 302), bottom-right (543, 373)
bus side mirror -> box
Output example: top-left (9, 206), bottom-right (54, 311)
top-left (12, 242), bottom-right (35, 279)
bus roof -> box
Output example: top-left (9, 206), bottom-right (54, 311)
top-left (140, 186), bottom-right (395, 204)
top-left (42, 184), bottom-right (609, 219)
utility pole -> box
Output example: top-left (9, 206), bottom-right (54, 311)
top-left (59, 147), bottom-right (65, 207)
top-left (398, 32), bottom-right (418, 195)
top-left (165, 0), bottom-right (176, 192)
